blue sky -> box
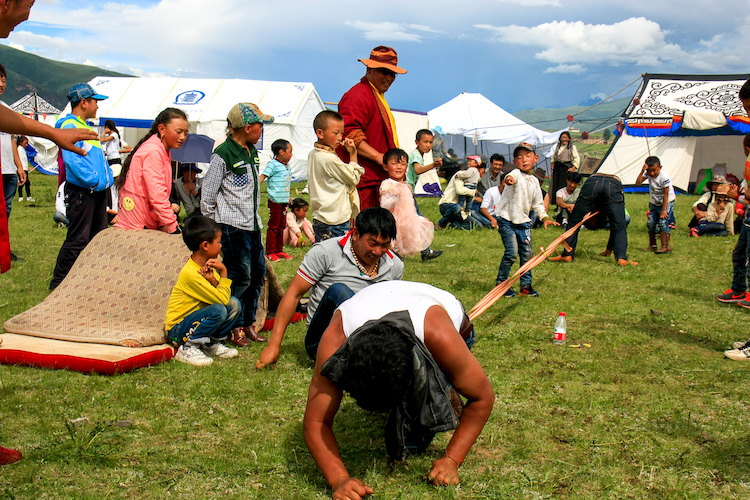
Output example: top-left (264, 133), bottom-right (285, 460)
top-left (5, 0), bottom-right (750, 114)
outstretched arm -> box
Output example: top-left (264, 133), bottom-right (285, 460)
top-left (0, 106), bottom-right (97, 156)
top-left (256, 274), bottom-right (313, 369)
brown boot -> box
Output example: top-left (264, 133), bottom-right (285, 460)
top-left (655, 232), bottom-right (672, 254)
top-left (643, 233), bottom-right (657, 252)
top-left (243, 326), bottom-right (268, 343)
top-left (230, 327), bottom-right (251, 347)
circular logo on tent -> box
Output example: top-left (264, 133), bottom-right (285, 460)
top-left (174, 90), bottom-right (205, 105)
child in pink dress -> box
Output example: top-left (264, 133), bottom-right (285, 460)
top-left (379, 148), bottom-right (434, 256)
top-left (283, 198), bottom-right (315, 248)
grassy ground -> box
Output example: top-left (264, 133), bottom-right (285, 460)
top-left (2, 173), bottom-right (750, 499)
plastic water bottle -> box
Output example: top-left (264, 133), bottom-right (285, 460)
top-left (553, 312), bottom-right (567, 345)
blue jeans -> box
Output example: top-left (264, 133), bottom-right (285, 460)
top-left (313, 220), bottom-right (349, 243)
top-left (439, 203), bottom-right (481, 230)
top-left (220, 224), bottom-right (266, 327)
top-left (167, 297), bottom-right (242, 347)
top-left (562, 174), bottom-right (629, 261)
top-left (53, 211), bottom-right (69, 226)
top-left (696, 221), bottom-right (728, 237)
top-left (3, 174), bottom-right (17, 218)
top-left (496, 217), bottom-right (533, 287)
top-left (731, 220), bottom-right (750, 293)
top-left (647, 201), bottom-right (674, 234)
top-left (304, 283), bottom-right (355, 361)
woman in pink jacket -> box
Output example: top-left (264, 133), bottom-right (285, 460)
top-left (115, 108), bottom-right (188, 233)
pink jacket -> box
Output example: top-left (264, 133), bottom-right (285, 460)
top-left (115, 134), bottom-right (178, 233)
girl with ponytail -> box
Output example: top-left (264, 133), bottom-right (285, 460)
top-left (115, 108), bottom-right (188, 233)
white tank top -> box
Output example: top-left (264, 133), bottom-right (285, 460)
top-left (337, 281), bottom-right (464, 342)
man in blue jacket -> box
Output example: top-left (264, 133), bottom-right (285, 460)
top-left (49, 83), bottom-right (111, 290)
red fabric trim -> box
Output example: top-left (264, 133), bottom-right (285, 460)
top-left (338, 230), bottom-right (353, 248)
top-left (297, 268), bottom-right (316, 285)
top-left (0, 345), bottom-right (175, 375)
top-left (262, 312), bottom-right (306, 332)
top-left (729, 115), bottom-right (750, 124)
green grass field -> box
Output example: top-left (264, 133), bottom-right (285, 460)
top-left (2, 172), bottom-right (750, 499)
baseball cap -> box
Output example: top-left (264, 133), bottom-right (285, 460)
top-left (513, 142), bottom-right (535, 158)
top-left (227, 103), bottom-right (274, 129)
top-left (67, 83), bottom-right (108, 102)
top-left (467, 155), bottom-right (482, 165)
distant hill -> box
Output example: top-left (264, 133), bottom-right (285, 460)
top-left (0, 44), bottom-right (130, 111)
top-left (513, 96), bottom-right (631, 133)
top-left (577, 93), bottom-right (607, 107)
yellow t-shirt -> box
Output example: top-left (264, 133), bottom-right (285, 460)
top-left (164, 258), bottom-right (233, 331)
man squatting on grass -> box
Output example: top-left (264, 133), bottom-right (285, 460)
top-left (256, 208), bottom-right (404, 369)
top-left (303, 281), bottom-right (494, 499)
top-left (0, 0), bottom-right (104, 467)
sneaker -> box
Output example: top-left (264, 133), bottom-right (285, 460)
top-left (201, 342), bottom-right (238, 359)
top-left (276, 251), bottom-right (293, 260)
top-left (18, 197), bottom-right (22, 202)
top-left (502, 288), bottom-right (515, 298)
top-left (421, 249), bottom-right (443, 262)
top-left (175, 345), bottom-right (213, 366)
top-left (26, 197), bottom-right (34, 202)
top-left (732, 340), bottom-right (750, 350)
top-left (725, 343), bottom-right (750, 361)
top-left (690, 227), bottom-right (699, 238)
top-left (738, 299), bottom-right (750, 309)
top-left (520, 286), bottom-right (540, 297)
top-left (9, 253), bottom-right (24, 262)
top-left (717, 289), bottom-right (746, 303)
top-left (267, 253), bottom-right (281, 262)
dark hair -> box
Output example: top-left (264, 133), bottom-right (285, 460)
top-left (740, 79), bottom-right (750, 101)
top-left (271, 139), bottom-right (291, 156)
top-left (566, 171), bottom-right (582, 183)
top-left (744, 133), bottom-right (750, 149)
top-left (415, 129), bottom-right (433, 141)
top-left (115, 108), bottom-right (188, 189)
top-left (490, 153), bottom-right (505, 164)
top-left (290, 198), bottom-right (309, 211)
top-left (557, 131), bottom-right (572, 152)
top-left (104, 119), bottom-right (120, 139)
top-left (382, 148), bottom-right (407, 165)
top-left (313, 110), bottom-right (343, 132)
top-left (16, 135), bottom-right (27, 147)
top-left (645, 156), bottom-right (661, 167)
top-left (0, 64), bottom-right (6, 79)
top-left (71, 97), bottom-right (93, 111)
top-left (182, 216), bottom-right (220, 252)
top-left (355, 207), bottom-right (397, 241)
top-left (344, 323), bottom-right (415, 413)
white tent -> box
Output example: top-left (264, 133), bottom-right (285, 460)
top-left (427, 92), bottom-right (568, 171)
top-left (75, 76), bottom-right (326, 181)
top-left (596, 73), bottom-right (750, 192)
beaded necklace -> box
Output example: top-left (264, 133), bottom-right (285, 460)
top-left (351, 245), bottom-right (379, 277)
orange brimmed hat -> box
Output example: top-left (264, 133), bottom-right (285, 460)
top-left (358, 46), bottom-right (407, 74)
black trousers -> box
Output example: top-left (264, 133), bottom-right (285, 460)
top-left (50, 183), bottom-right (108, 289)
top-left (551, 161), bottom-right (573, 203)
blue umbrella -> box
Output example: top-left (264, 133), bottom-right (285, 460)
top-left (170, 133), bottom-right (215, 163)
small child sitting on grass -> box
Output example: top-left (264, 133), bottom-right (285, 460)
top-left (165, 216), bottom-right (242, 367)
top-left (636, 156), bottom-right (675, 254)
top-left (555, 170), bottom-right (582, 227)
top-left (284, 198), bottom-right (315, 248)
top-left (690, 184), bottom-right (734, 237)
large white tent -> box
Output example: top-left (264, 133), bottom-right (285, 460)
top-left (67, 76), bottom-right (326, 181)
top-left (596, 74), bottom-right (750, 192)
top-left (427, 92), bottom-right (568, 171)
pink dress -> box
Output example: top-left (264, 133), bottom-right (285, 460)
top-left (379, 178), bottom-right (434, 256)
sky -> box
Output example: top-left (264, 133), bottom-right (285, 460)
top-left (5, 0), bottom-right (750, 114)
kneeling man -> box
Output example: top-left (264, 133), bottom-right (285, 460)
top-left (303, 281), bottom-right (494, 499)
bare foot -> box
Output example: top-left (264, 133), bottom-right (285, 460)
top-left (600, 249), bottom-right (613, 257)
top-left (550, 255), bottom-right (573, 262)
top-left (617, 259), bottom-right (638, 266)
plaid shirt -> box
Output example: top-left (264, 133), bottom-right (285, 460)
top-left (201, 135), bottom-right (263, 231)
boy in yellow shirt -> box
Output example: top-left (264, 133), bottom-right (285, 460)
top-left (165, 216), bottom-right (242, 366)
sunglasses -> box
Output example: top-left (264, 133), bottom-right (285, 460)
top-left (376, 68), bottom-right (397, 78)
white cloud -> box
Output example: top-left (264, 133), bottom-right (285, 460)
top-left (544, 63), bottom-right (585, 73)
top-left (345, 20), bottom-right (436, 42)
top-left (699, 33), bottom-right (724, 50)
top-left (8, 43), bottom-right (24, 51)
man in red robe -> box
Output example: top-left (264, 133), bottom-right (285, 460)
top-left (337, 46), bottom-right (406, 210)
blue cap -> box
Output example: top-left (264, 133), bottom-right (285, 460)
top-left (67, 83), bottom-right (108, 103)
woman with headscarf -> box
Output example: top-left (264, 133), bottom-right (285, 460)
top-left (551, 131), bottom-right (580, 206)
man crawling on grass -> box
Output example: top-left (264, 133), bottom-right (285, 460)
top-left (303, 280), bottom-right (493, 499)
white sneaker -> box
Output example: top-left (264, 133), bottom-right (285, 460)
top-left (202, 342), bottom-right (238, 359)
top-left (725, 343), bottom-right (750, 361)
top-left (732, 340), bottom-right (750, 349)
top-left (18, 197), bottom-right (22, 202)
top-left (26, 197), bottom-right (34, 202)
top-left (175, 345), bottom-right (213, 366)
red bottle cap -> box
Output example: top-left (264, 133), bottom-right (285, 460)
top-left (559, 312), bottom-right (566, 316)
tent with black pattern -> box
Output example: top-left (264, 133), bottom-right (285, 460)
top-left (595, 73), bottom-right (750, 193)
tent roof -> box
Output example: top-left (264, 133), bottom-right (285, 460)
top-left (11, 92), bottom-right (60, 114)
top-left (88, 76), bottom-right (324, 128)
top-left (427, 92), bottom-right (564, 146)
top-left (623, 73), bottom-right (750, 121)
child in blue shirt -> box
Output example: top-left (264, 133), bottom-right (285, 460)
top-left (260, 139), bottom-right (292, 262)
